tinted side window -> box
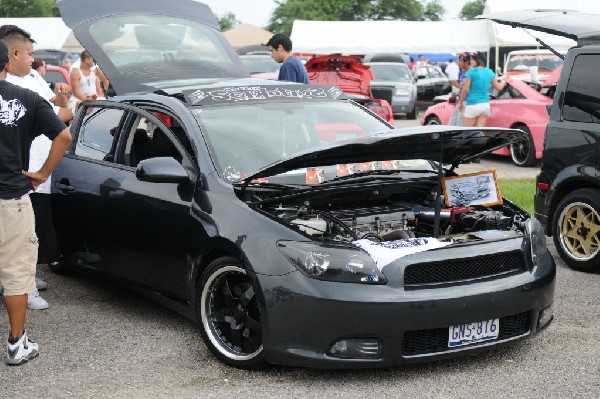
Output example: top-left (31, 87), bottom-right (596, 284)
top-left (75, 108), bottom-right (125, 161)
top-left (562, 54), bottom-right (600, 123)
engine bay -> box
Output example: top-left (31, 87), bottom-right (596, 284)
top-left (254, 180), bottom-right (528, 244)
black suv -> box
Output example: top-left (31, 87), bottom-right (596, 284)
top-left (482, 10), bottom-right (600, 271)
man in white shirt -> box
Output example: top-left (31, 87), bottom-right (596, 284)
top-left (1, 25), bottom-right (74, 310)
top-left (445, 58), bottom-right (460, 94)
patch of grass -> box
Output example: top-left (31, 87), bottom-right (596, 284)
top-left (499, 178), bottom-right (535, 214)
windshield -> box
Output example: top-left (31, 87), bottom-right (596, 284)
top-left (240, 56), bottom-right (280, 74)
top-left (369, 64), bottom-right (412, 81)
top-left (194, 101), bottom-right (421, 183)
top-left (87, 15), bottom-right (245, 88)
top-left (506, 53), bottom-right (564, 72)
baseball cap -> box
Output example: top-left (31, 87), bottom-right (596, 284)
top-left (472, 51), bottom-right (486, 64)
top-left (0, 39), bottom-right (8, 66)
top-left (458, 52), bottom-right (471, 61)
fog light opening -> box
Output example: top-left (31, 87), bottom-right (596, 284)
top-left (328, 338), bottom-right (381, 359)
top-left (538, 303), bottom-right (554, 329)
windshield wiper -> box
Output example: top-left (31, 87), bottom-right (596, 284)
top-left (234, 181), bottom-right (309, 190)
top-left (326, 169), bottom-right (402, 182)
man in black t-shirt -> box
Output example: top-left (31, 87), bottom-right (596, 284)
top-left (0, 39), bottom-right (71, 366)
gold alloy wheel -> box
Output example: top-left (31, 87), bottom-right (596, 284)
top-left (558, 201), bottom-right (600, 260)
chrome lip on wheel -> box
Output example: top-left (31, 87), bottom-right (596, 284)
top-left (510, 141), bottom-right (529, 165)
top-left (201, 266), bottom-right (263, 361)
top-left (558, 202), bottom-right (600, 261)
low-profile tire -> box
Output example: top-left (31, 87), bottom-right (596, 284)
top-left (552, 189), bottom-right (600, 272)
top-left (197, 257), bottom-right (266, 369)
top-left (407, 104), bottom-right (417, 120)
top-left (425, 116), bottom-right (441, 125)
top-left (510, 125), bottom-right (536, 167)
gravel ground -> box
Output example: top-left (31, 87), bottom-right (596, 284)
top-left (2, 116), bottom-right (595, 398)
top-left (1, 242), bottom-right (599, 399)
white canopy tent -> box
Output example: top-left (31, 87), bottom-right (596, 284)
top-left (0, 17), bottom-right (82, 52)
top-left (290, 19), bottom-right (490, 54)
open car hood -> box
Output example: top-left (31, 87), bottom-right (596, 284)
top-left (241, 126), bottom-right (527, 183)
top-left (477, 10), bottom-right (600, 44)
top-left (57, 0), bottom-right (248, 95)
top-left (306, 55), bottom-right (373, 98)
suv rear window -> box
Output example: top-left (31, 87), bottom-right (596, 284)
top-left (562, 54), bottom-right (600, 123)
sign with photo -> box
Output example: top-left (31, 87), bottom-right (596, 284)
top-left (441, 170), bottom-right (502, 207)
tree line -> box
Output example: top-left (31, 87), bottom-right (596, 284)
top-left (0, 0), bottom-right (487, 34)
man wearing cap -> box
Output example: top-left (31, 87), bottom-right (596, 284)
top-left (266, 33), bottom-right (309, 84)
top-left (0, 38), bottom-right (71, 365)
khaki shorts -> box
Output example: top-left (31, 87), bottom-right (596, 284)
top-left (0, 195), bottom-right (38, 296)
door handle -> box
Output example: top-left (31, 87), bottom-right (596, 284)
top-left (54, 179), bottom-right (75, 193)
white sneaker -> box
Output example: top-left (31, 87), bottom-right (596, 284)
top-left (6, 331), bottom-right (39, 366)
top-left (27, 291), bottom-right (49, 310)
top-left (35, 278), bottom-right (48, 291)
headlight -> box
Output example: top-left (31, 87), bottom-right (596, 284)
top-left (394, 87), bottom-right (410, 96)
top-left (526, 217), bottom-right (548, 263)
top-left (277, 241), bottom-right (387, 284)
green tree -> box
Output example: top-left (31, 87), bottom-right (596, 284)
top-left (459, 0), bottom-right (486, 21)
top-left (268, 0), bottom-right (445, 36)
top-left (422, 0), bottom-right (445, 21)
top-left (218, 11), bottom-right (241, 31)
top-left (0, 0), bottom-right (58, 17)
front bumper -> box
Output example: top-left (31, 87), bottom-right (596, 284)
top-left (257, 248), bottom-right (555, 368)
top-left (390, 96), bottom-right (415, 114)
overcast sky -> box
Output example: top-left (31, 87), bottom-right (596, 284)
top-left (202, 0), bottom-right (469, 28)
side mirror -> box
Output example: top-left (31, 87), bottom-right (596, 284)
top-left (136, 157), bottom-right (189, 183)
top-left (417, 75), bottom-right (426, 80)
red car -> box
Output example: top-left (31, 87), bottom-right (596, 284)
top-left (306, 55), bottom-right (395, 125)
top-left (421, 79), bottom-right (552, 166)
top-left (44, 65), bottom-right (71, 88)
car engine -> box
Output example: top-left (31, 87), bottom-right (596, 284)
top-left (257, 182), bottom-right (526, 243)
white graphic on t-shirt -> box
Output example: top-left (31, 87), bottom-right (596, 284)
top-left (0, 95), bottom-right (27, 126)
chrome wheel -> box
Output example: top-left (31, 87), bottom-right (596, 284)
top-left (557, 201), bottom-right (600, 261)
top-left (200, 263), bottom-right (263, 363)
top-left (425, 116), bottom-right (440, 125)
top-left (509, 125), bottom-right (536, 167)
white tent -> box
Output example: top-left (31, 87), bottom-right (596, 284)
top-left (0, 17), bottom-right (82, 52)
top-left (290, 19), bottom-right (490, 54)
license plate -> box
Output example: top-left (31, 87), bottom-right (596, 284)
top-left (448, 318), bottom-right (499, 348)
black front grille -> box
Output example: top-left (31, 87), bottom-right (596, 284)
top-left (371, 87), bottom-right (393, 104)
top-left (404, 251), bottom-right (525, 286)
top-left (401, 312), bottom-right (531, 356)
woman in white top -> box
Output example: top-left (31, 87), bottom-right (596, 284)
top-left (69, 50), bottom-right (103, 107)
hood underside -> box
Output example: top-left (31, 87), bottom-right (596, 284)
top-left (242, 126), bottom-right (527, 183)
top-left (478, 9), bottom-right (600, 44)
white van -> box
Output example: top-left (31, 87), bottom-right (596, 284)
top-left (503, 49), bottom-right (565, 83)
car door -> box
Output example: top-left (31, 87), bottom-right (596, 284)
top-left (429, 66), bottom-right (449, 96)
top-left (52, 101), bottom-right (198, 299)
top-left (415, 65), bottom-right (435, 101)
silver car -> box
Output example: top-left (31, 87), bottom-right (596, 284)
top-left (366, 62), bottom-right (418, 119)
